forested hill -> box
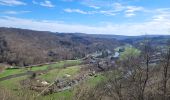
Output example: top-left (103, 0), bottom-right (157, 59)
top-left (0, 27), bottom-right (122, 66)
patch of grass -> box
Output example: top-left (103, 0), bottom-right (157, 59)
top-left (0, 60), bottom-right (82, 100)
top-left (0, 60), bottom-right (82, 79)
top-left (0, 76), bottom-right (26, 90)
top-left (30, 60), bottom-right (82, 71)
top-left (0, 73), bottom-right (77, 100)
top-left (0, 76), bottom-right (74, 100)
top-left (0, 69), bottom-right (25, 78)
top-left (30, 65), bottom-right (49, 71)
top-left (0, 72), bottom-right (105, 100)
top-left (39, 66), bottom-right (80, 82)
top-left (0, 76), bottom-right (40, 100)
top-left (41, 89), bottom-right (73, 100)
top-left (1, 60), bottom-right (105, 100)
top-left (86, 74), bottom-right (106, 87)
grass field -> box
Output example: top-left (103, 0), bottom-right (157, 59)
top-left (0, 69), bottom-right (25, 78)
top-left (86, 74), bottom-right (105, 87)
top-left (0, 59), bottom-right (106, 100)
top-left (0, 76), bottom-right (26, 90)
top-left (0, 60), bottom-right (82, 79)
top-left (39, 65), bottom-right (80, 82)
top-left (0, 74), bottom-right (75, 100)
top-left (41, 89), bottom-right (74, 100)
top-left (0, 73), bottom-right (105, 100)
top-left (0, 60), bottom-right (82, 99)
top-left (30, 60), bottom-right (82, 71)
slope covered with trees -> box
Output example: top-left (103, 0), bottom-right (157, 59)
top-left (0, 27), bottom-right (122, 66)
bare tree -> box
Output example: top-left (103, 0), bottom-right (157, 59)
top-left (161, 40), bottom-right (170, 100)
top-left (139, 38), bottom-right (151, 100)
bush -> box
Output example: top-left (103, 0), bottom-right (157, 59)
top-left (120, 47), bottom-right (141, 61)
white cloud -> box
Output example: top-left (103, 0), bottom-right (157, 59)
top-left (89, 5), bottom-right (100, 9)
top-left (33, 0), bottom-right (55, 8)
top-left (64, 8), bottom-right (88, 14)
top-left (40, 0), bottom-right (55, 8)
top-left (125, 13), bottom-right (135, 17)
top-left (81, 1), bottom-right (125, 12)
top-left (64, 8), bottom-right (117, 16)
top-left (0, 0), bottom-right (26, 6)
top-left (153, 14), bottom-right (170, 21)
top-left (0, 16), bottom-right (169, 36)
top-left (126, 6), bottom-right (144, 13)
top-left (152, 9), bottom-right (170, 22)
top-left (125, 6), bottom-right (144, 17)
top-left (99, 10), bottom-right (117, 16)
top-left (65, 2), bottom-right (144, 17)
top-left (3, 10), bottom-right (31, 14)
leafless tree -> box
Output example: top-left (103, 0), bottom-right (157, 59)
top-left (139, 38), bottom-right (151, 100)
top-left (161, 40), bottom-right (170, 100)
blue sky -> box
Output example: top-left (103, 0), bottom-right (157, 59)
top-left (0, 0), bottom-right (170, 36)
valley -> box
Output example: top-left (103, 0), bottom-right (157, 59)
top-left (0, 27), bottom-right (170, 100)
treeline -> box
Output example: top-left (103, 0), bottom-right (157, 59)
top-left (0, 27), bottom-right (122, 67)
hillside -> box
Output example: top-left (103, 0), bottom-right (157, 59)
top-left (0, 27), bottom-right (122, 66)
top-left (0, 27), bottom-right (170, 100)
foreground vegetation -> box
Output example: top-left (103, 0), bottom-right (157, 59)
top-left (0, 59), bottom-right (107, 100)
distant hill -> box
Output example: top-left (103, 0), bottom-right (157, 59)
top-left (0, 27), bottom-right (122, 66)
top-left (86, 34), bottom-right (170, 40)
top-left (84, 34), bottom-right (170, 47)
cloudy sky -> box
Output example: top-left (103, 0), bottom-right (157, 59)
top-left (0, 0), bottom-right (170, 36)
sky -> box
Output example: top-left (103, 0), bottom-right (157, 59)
top-left (0, 0), bottom-right (170, 36)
